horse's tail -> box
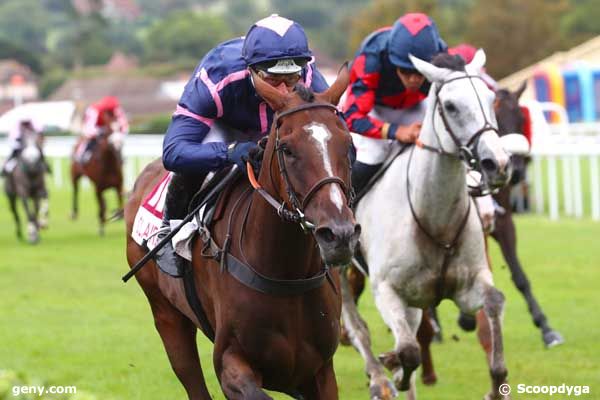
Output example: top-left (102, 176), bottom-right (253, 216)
top-left (108, 208), bottom-right (125, 222)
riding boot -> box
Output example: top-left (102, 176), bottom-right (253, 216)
top-left (351, 160), bottom-right (382, 198)
top-left (154, 172), bottom-right (206, 276)
top-left (81, 138), bottom-right (97, 164)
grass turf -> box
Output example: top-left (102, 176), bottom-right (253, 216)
top-left (1, 182), bottom-right (599, 399)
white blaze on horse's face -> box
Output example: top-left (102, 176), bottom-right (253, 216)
top-left (304, 121), bottom-right (345, 212)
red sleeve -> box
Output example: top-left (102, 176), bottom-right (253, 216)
top-left (342, 54), bottom-right (387, 139)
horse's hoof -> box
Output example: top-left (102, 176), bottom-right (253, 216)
top-left (483, 392), bottom-right (511, 400)
top-left (378, 351), bottom-right (401, 371)
top-left (422, 372), bottom-right (437, 385)
top-left (543, 330), bottom-right (564, 348)
top-left (369, 376), bottom-right (398, 400)
top-left (458, 312), bottom-right (477, 332)
top-left (70, 212), bottom-right (77, 220)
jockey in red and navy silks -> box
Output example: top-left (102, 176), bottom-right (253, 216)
top-left (161, 15), bottom-right (328, 175)
top-left (343, 13), bottom-right (447, 195)
top-left (155, 15), bottom-right (330, 276)
top-left (342, 13), bottom-right (447, 141)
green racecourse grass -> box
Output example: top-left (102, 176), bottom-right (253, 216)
top-left (1, 180), bottom-right (599, 400)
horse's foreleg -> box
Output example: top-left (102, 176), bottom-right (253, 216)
top-left (96, 188), bottom-right (106, 236)
top-left (71, 174), bottom-right (80, 220)
top-left (298, 359), bottom-right (338, 400)
top-left (20, 196), bottom-right (39, 244)
top-left (492, 215), bottom-right (563, 347)
top-left (149, 293), bottom-right (212, 400)
top-left (481, 285), bottom-right (509, 400)
top-left (340, 265), bottom-right (366, 345)
top-left (8, 194), bottom-right (23, 239)
top-left (417, 309), bottom-right (437, 385)
top-left (218, 348), bottom-right (273, 400)
top-left (373, 281), bottom-right (421, 394)
top-left (39, 196), bottom-right (49, 229)
top-left (341, 272), bottom-right (396, 400)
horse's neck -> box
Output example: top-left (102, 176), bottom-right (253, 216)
top-left (410, 98), bottom-right (470, 238)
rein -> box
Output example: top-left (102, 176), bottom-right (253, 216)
top-left (197, 101), bottom-right (353, 297)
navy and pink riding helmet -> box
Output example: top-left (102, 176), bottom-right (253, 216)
top-left (242, 14), bottom-right (313, 74)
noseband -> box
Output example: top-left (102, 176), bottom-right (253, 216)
top-left (251, 102), bottom-right (354, 231)
top-left (418, 74), bottom-right (499, 195)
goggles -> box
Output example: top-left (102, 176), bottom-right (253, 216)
top-left (257, 69), bottom-right (302, 87)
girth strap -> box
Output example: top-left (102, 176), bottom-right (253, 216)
top-left (181, 262), bottom-right (215, 342)
top-left (224, 252), bottom-right (331, 296)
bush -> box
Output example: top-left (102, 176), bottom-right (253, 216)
top-left (129, 114), bottom-right (171, 134)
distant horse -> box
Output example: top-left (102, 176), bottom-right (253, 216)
top-left (125, 68), bottom-right (360, 399)
top-left (3, 129), bottom-right (49, 243)
top-left (71, 131), bottom-right (123, 235)
top-left (340, 51), bottom-right (511, 400)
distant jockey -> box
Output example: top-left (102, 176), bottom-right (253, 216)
top-left (76, 96), bottom-right (128, 164)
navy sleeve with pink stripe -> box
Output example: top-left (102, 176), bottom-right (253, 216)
top-left (162, 67), bottom-right (228, 174)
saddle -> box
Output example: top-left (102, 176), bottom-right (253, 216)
top-left (353, 141), bottom-right (410, 206)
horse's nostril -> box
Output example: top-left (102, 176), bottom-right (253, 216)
top-left (315, 227), bottom-right (336, 244)
top-left (480, 159), bottom-right (497, 172)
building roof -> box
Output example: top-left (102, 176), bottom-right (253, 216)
top-left (498, 35), bottom-right (600, 92)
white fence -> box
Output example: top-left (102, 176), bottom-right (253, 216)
top-left (0, 134), bottom-right (163, 189)
top-left (2, 119), bottom-right (600, 221)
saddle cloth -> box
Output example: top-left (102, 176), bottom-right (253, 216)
top-left (131, 171), bottom-right (217, 275)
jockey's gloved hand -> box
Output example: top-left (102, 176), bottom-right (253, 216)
top-left (227, 141), bottom-right (258, 171)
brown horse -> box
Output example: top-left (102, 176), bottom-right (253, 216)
top-left (125, 67), bottom-right (360, 399)
top-left (71, 132), bottom-right (123, 235)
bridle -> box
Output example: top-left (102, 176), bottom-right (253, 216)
top-left (408, 72), bottom-right (498, 304)
top-left (248, 102), bottom-right (354, 232)
top-left (416, 73), bottom-right (500, 196)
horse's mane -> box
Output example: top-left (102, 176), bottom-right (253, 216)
top-left (431, 53), bottom-right (466, 72)
top-left (293, 84), bottom-right (315, 103)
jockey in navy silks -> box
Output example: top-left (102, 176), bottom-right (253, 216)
top-left (1, 119), bottom-right (50, 176)
top-left (156, 14), bottom-right (331, 273)
top-left (342, 13), bottom-right (448, 195)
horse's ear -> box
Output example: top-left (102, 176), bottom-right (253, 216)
top-left (515, 80), bottom-right (527, 100)
top-left (250, 69), bottom-right (288, 112)
top-left (409, 54), bottom-right (448, 83)
top-left (466, 48), bottom-right (486, 74)
top-left (321, 62), bottom-right (350, 106)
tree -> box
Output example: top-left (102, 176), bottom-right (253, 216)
top-left (0, 0), bottom-right (50, 54)
top-left (465, 0), bottom-right (570, 79)
top-left (144, 11), bottom-right (231, 63)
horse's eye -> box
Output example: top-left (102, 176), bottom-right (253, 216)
top-left (280, 145), bottom-right (294, 157)
top-left (444, 101), bottom-right (458, 113)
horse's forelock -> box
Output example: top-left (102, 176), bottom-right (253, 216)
top-left (431, 53), bottom-right (466, 72)
top-left (293, 84), bottom-right (315, 103)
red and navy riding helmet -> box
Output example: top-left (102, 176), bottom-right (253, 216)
top-left (388, 13), bottom-right (447, 69)
top-left (242, 14), bottom-right (312, 73)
